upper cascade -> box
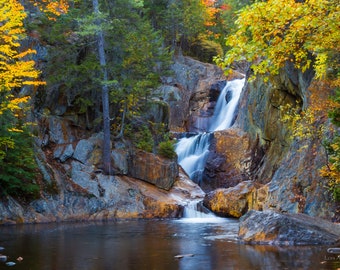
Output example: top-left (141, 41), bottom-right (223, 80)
top-left (175, 78), bottom-right (246, 183)
top-left (209, 78), bottom-right (245, 132)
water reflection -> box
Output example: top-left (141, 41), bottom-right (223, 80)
top-left (0, 219), bottom-right (339, 270)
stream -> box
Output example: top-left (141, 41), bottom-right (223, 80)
top-left (1, 81), bottom-right (339, 270)
top-left (0, 219), bottom-right (338, 270)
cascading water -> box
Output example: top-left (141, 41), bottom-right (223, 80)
top-left (208, 78), bottom-right (245, 132)
top-left (175, 78), bottom-right (245, 218)
top-left (175, 132), bottom-right (212, 184)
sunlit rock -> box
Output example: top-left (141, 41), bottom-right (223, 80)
top-left (239, 210), bottom-right (340, 245)
top-left (203, 181), bottom-right (259, 218)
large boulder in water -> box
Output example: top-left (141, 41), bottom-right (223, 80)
top-left (239, 210), bottom-right (340, 245)
top-left (203, 181), bottom-right (259, 218)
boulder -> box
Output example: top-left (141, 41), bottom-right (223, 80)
top-left (53, 144), bottom-right (74, 162)
top-left (201, 128), bottom-right (251, 191)
top-left (203, 181), bottom-right (258, 218)
top-left (48, 116), bottom-right (77, 144)
top-left (128, 150), bottom-right (178, 190)
top-left (239, 210), bottom-right (340, 245)
top-left (111, 149), bottom-right (129, 175)
top-left (73, 133), bottom-right (104, 166)
top-left (0, 255), bottom-right (7, 262)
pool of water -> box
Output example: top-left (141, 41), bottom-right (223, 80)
top-left (0, 218), bottom-right (339, 270)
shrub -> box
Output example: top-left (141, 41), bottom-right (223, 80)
top-left (158, 140), bottom-right (176, 159)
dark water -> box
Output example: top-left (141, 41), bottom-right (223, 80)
top-left (0, 217), bottom-right (339, 270)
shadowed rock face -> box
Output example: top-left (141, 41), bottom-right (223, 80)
top-left (234, 65), bottom-right (338, 220)
top-left (0, 169), bottom-right (204, 224)
top-left (238, 210), bottom-right (340, 246)
top-left (156, 56), bottom-right (226, 132)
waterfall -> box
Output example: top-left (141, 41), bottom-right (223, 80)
top-left (175, 78), bottom-right (245, 218)
top-left (175, 133), bottom-right (212, 184)
top-left (175, 78), bottom-right (245, 181)
top-left (208, 78), bottom-right (245, 132)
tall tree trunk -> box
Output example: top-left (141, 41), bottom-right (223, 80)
top-left (92, 0), bottom-right (112, 174)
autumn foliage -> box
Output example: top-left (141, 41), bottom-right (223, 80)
top-left (0, 0), bottom-right (66, 197)
top-left (218, 0), bottom-right (339, 80)
top-left (219, 0), bottom-right (340, 200)
top-left (31, 0), bottom-right (68, 20)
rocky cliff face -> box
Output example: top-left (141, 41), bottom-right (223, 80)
top-left (234, 65), bottom-right (338, 220)
top-left (1, 56), bottom-right (338, 224)
top-left (200, 62), bottom-right (338, 221)
top-left (169, 58), bottom-right (338, 221)
top-left (156, 55), bottom-right (226, 132)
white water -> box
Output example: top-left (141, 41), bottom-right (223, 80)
top-left (181, 200), bottom-right (226, 222)
top-left (209, 78), bottom-right (245, 132)
top-left (175, 78), bottom-right (245, 219)
top-left (176, 78), bottom-right (245, 180)
top-left (175, 133), bottom-right (211, 182)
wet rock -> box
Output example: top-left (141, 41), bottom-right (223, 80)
top-left (327, 248), bottom-right (340, 254)
top-left (0, 255), bottom-right (7, 262)
top-left (157, 56), bottom-right (225, 131)
top-left (174, 254), bottom-right (195, 259)
top-left (239, 210), bottom-right (340, 245)
top-left (203, 181), bottom-right (258, 218)
top-left (209, 80), bottom-right (226, 102)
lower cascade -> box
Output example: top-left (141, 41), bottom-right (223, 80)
top-left (181, 200), bottom-right (226, 222)
top-left (175, 78), bottom-right (245, 218)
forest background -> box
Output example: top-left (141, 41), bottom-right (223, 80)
top-left (0, 0), bottom-right (339, 203)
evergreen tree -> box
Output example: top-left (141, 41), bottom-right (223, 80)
top-left (34, 0), bottom-right (171, 171)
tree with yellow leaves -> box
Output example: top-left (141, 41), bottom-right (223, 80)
top-left (217, 0), bottom-right (339, 80)
top-left (218, 0), bottom-right (340, 200)
top-left (0, 0), bottom-right (43, 108)
top-left (0, 0), bottom-right (60, 197)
